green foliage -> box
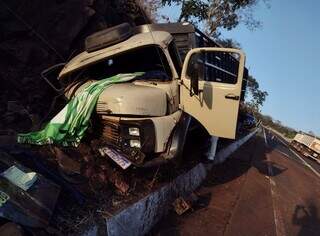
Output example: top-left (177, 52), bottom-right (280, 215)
top-left (179, 0), bottom-right (209, 22)
top-left (255, 112), bottom-right (297, 139)
top-left (137, 0), bottom-right (162, 21)
top-left (161, 0), bottom-right (267, 36)
top-left (246, 75), bottom-right (268, 109)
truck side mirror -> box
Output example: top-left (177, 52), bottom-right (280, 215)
top-left (190, 62), bottom-right (199, 96)
top-left (186, 53), bottom-right (204, 96)
top-left (41, 63), bottom-right (66, 92)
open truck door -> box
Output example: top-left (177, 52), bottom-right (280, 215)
top-left (180, 48), bottom-right (245, 139)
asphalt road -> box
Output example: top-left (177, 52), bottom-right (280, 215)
top-left (264, 128), bottom-right (320, 176)
top-left (151, 127), bottom-right (320, 236)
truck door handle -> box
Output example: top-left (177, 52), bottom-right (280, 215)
top-left (225, 94), bottom-right (240, 100)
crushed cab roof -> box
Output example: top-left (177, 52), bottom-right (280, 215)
top-left (59, 31), bottom-right (172, 78)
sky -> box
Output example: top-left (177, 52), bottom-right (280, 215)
top-left (161, 0), bottom-right (320, 136)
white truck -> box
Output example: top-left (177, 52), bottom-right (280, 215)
top-left (51, 22), bottom-right (246, 167)
top-left (291, 133), bottom-right (320, 159)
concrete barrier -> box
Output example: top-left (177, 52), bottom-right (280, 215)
top-left (213, 128), bottom-right (259, 164)
top-left (83, 128), bottom-right (259, 236)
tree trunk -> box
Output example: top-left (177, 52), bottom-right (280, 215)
top-left (177, 0), bottom-right (186, 22)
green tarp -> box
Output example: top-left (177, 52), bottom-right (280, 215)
top-left (17, 72), bottom-right (144, 147)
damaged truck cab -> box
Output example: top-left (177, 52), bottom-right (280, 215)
top-left (58, 23), bottom-right (246, 167)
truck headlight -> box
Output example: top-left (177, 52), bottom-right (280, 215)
top-left (120, 119), bottom-right (155, 153)
top-left (130, 139), bottom-right (141, 148)
top-left (128, 127), bottom-right (140, 136)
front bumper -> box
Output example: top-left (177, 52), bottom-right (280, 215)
top-left (99, 111), bottom-right (182, 166)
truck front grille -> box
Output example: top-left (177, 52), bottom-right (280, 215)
top-left (101, 118), bottom-right (120, 146)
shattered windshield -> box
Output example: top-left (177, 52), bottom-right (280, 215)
top-left (63, 45), bottom-right (172, 84)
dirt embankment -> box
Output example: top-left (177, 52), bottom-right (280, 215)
top-left (0, 0), bottom-right (150, 133)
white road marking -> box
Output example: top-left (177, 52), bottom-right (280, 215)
top-left (262, 126), bottom-right (286, 235)
top-left (275, 149), bottom-right (290, 158)
top-left (275, 148), bottom-right (313, 168)
top-left (263, 127), bottom-right (268, 146)
top-left (266, 156), bottom-right (286, 236)
top-left (263, 128), bottom-right (284, 235)
top-left (288, 147), bottom-right (320, 178)
top-left (263, 127), bottom-right (320, 235)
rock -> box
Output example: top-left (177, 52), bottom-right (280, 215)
top-left (0, 134), bottom-right (17, 146)
top-left (172, 197), bottom-right (191, 215)
top-left (109, 172), bottom-right (130, 194)
top-left (51, 147), bottom-right (81, 174)
top-left (0, 222), bottom-right (25, 236)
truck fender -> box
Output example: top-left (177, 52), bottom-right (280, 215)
top-left (165, 112), bottom-right (192, 160)
top-left (141, 113), bottom-right (191, 168)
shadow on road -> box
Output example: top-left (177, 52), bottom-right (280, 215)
top-left (292, 202), bottom-right (320, 236)
top-left (151, 132), bottom-right (310, 235)
top-left (203, 135), bottom-right (286, 187)
top-left (255, 160), bottom-right (288, 177)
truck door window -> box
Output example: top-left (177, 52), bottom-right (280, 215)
top-left (203, 51), bottom-right (239, 84)
top-left (168, 41), bottom-right (182, 76)
top-left (186, 53), bottom-right (204, 80)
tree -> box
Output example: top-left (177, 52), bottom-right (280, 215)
top-left (137, 0), bottom-right (162, 22)
top-left (161, 0), bottom-right (268, 37)
top-left (257, 113), bottom-right (297, 139)
top-left (246, 75), bottom-right (268, 110)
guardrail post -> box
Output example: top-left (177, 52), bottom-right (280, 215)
top-left (207, 136), bottom-right (219, 161)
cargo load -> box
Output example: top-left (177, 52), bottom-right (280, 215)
top-left (291, 133), bottom-right (320, 158)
